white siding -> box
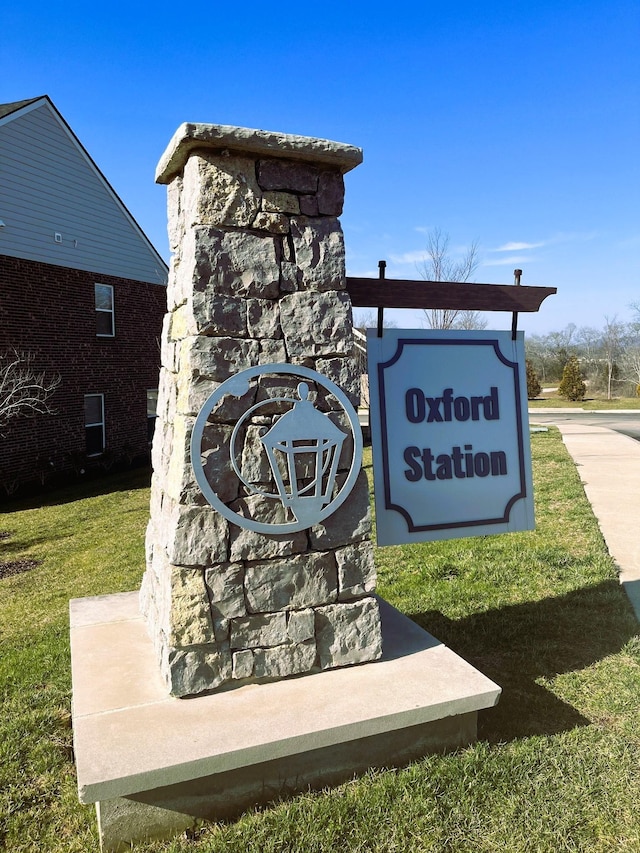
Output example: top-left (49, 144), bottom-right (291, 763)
top-left (0, 101), bottom-right (167, 284)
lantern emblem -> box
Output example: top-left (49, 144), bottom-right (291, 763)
top-left (191, 365), bottom-right (362, 534)
top-left (258, 382), bottom-right (346, 528)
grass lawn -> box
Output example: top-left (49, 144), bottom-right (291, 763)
top-left (1, 430), bottom-right (640, 852)
top-left (528, 397), bottom-right (640, 409)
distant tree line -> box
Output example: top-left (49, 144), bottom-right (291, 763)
top-left (525, 305), bottom-right (640, 400)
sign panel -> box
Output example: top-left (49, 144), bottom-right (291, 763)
top-left (367, 329), bottom-right (534, 545)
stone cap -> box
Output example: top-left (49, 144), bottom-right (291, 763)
top-left (156, 122), bottom-right (363, 184)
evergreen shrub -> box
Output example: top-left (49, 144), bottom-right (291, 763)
top-left (558, 356), bottom-right (586, 401)
top-left (526, 360), bottom-right (542, 399)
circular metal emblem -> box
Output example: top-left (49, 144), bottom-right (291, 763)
top-left (190, 364), bottom-right (363, 534)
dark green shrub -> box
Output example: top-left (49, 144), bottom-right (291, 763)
top-left (558, 356), bottom-right (586, 401)
top-left (526, 360), bottom-right (542, 399)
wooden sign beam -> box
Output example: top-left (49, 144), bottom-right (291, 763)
top-left (345, 278), bottom-right (556, 313)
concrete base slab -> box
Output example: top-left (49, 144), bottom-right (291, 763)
top-left (71, 592), bottom-right (500, 851)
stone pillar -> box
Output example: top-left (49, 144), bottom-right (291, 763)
top-left (140, 123), bottom-right (382, 697)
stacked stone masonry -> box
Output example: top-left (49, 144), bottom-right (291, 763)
top-left (140, 129), bottom-right (383, 696)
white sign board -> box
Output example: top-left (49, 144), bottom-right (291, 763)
top-left (367, 329), bottom-right (534, 546)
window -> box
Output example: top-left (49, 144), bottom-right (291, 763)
top-left (147, 388), bottom-right (158, 444)
top-left (84, 394), bottom-right (105, 455)
top-left (95, 283), bottom-right (115, 337)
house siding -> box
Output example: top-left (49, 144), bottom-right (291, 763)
top-left (0, 254), bottom-right (166, 489)
top-left (0, 100), bottom-right (167, 284)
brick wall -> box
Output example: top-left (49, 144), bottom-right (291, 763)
top-left (0, 254), bottom-right (166, 490)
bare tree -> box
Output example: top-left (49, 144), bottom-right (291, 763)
top-left (0, 351), bottom-right (61, 433)
top-left (353, 310), bottom-right (398, 408)
top-left (455, 309), bottom-right (487, 331)
top-left (353, 309), bottom-right (398, 333)
top-left (620, 346), bottom-right (640, 392)
top-left (542, 324), bottom-right (578, 380)
top-left (622, 310), bottom-right (640, 387)
top-left (575, 326), bottom-right (601, 378)
top-left (525, 334), bottom-right (552, 382)
top-left (600, 316), bottom-right (628, 400)
top-left (417, 228), bottom-right (482, 330)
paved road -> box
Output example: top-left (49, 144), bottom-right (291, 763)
top-left (529, 410), bottom-right (640, 442)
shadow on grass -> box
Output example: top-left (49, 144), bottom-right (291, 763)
top-left (410, 579), bottom-right (638, 743)
top-left (0, 465), bottom-right (152, 513)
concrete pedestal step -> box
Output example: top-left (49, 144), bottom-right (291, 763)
top-left (71, 592), bottom-right (500, 851)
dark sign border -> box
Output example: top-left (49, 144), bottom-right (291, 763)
top-left (377, 337), bottom-right (527, 532)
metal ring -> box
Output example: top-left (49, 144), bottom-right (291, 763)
top-left (190, 364), bottom-right (363, 534)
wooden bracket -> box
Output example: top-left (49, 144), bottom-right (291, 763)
top-left (346, 276), bottom-right (555, 314)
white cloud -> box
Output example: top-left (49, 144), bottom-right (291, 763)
top-left (491, 231), bottom-right (597, 254)
top-left (482, 255), bottom-right (535, 267)
top-left (346, 266), bottom-right (381, 278)
top-left (388, 250), bottom-right (429, 265)
top-left (493, 241), bottom-right (545, 251)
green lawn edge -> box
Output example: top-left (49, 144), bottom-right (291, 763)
top-left (528, 397), bottom-right (640, 410)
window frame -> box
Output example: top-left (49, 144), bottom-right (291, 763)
top-left (84, 393), bottom-right (105, 456)
top-left (146, 388), bottom-right (158, 445)
top-left (95, 283), bottom-right (115, 338)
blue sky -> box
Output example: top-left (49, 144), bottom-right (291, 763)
top-left (3, 0), bottom-right (638, 334)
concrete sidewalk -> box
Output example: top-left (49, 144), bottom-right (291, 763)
top-left (539, 421), bottom-right (640, 620)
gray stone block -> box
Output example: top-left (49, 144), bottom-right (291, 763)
top-left (183, 153), bottom-right (261, 228)
top-left (229, 495), bottom-right (308, 561)
top-left (230, 612), bottom-right (288, 649)
top-left (279, 260), bottom-right (299, 293)
top-left (95, 712), bottom-right (477, 851)
top-left (309, 469), bottom-right (371, 549)
top-left (193, 227), bottom-right (280, 299)
top-left (257, 159), bottom-right (319, 193)
top-left (199, 425), bottom-right (240, 504)
top-left (315, 597), bottom-right (382, 670)
top-left (197, 295), bottom-right (248, 337)
top-left (262, 191), bottom-right (300, 215)
top-left (180, 335), bottom-right (260, 383)
top-left (163, 500), bottom-right (229, 567)
top-left (299, 194), bottom-right (319, 216)
top-left (237, 424), bottom-right (273, 486)
top-left (317, 170), bottom-right (345, 216)
top-left (280, 291), bottom-right (353, 358)
top-left (205, 562), bottom-right (246, 641)
top-left (259, 339), bottom-right (288, 363)
top-left (245, 551), bottom-right (337, 613)
top-left (316, 356), bottom-right (361, 408)
top-left (232, 649), bottom-right (254, 680)
top-left (157, 124), bottom-right (362, 185)
top-left (168, 567), bottom-right (215, 648)
top-left (289, 216), bottom-right (345, 292)
top-left (335, 541), bottom-right (377, 600)
top-left (167, 642), bottom-right (232, 697)
top-left (252, 211), bottom-right (290, 234)
top-left (246, 298), bottom-right (282, 340)
top-left (72, 592), bottom-right (500, 850)
top-left (287, 608), bottom-right (315, 642)
top-left (252, 639), bottom-right (316, 679)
